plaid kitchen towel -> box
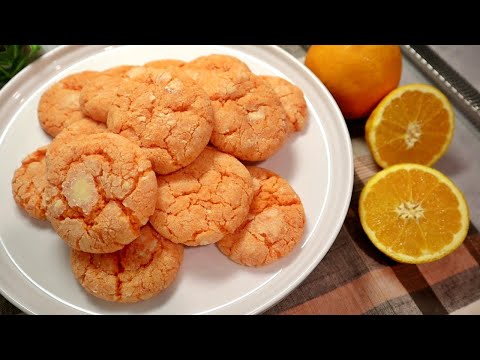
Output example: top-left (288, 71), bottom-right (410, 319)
top-left (1, 45), bottom-right (479, 315)
top-left (267, 153), bottom-right (480, 315)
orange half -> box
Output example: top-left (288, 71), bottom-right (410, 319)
top-left (366, 84), bottom-right (455, 168)
top-left (359, 164), bottom-right (469, 264)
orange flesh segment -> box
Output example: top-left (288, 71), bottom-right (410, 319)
top-left (363, 168), bottom-right (463, 258)
top-left (375, 91), bottom-right (452, 166)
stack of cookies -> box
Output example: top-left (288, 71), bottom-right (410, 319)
top-left (11, 54), bottom-right (308, 304)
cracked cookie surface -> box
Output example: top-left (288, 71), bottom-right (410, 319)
top-left (145, 59), bottom-right (185, 69)
top-left (210, 75), bottom-right (288, 161)
top-left (107, 68), bottom-right (213, 174)
top-left (12, 146), bottom-right (49, 220)
top-left (260, 76), bottom-right (307, 133)
top-left (217, 167), bottom-right (305, 267)
top-left (48, 117), bottom-right (107, 158)
top-left (38, 71), bottom-right (100, 137)
top-left (45, 133), bottom-right (157, 253)
top-left (183, 54), bottom-right (253, 102)
top-left (102, 65), bottom-right (135, 77)
top-left (71, 224), bottom-right (183, 303)
top-left (80, 75), bottom-right (129, 122)
top-left (149, 147), bottom-right (253, 246)
top-left (80, 66), bottom-right (168, 123)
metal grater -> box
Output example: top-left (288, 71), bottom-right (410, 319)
top-left (402, 45), bottom-right (480, 133)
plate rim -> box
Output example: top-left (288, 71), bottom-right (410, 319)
top-left (0, 45), bottom-right (353, 315)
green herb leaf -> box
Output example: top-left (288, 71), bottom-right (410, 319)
top-left (0, 45), bottom-right (42, 87)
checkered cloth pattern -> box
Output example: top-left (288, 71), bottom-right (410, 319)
top-left (1, 45), bottom-right (479, 315)
top-left (267, 153), bottom-right (480, 314)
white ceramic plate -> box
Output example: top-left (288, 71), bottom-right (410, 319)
top-left (0, 45), bottom-right (353, 314)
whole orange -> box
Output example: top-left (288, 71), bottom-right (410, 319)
top-left (305, 45), bottom-right (402, 120)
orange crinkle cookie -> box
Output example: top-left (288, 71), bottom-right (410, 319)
top-left (53, 117), bottom-right (106, 142)
top-left (71, 224), bottom-right (183, 303)
top-left (80, 66), bottom-right (192, 123)
top-left (11, 146), bottom-right (49, 220)
top-left (38, 71), bottom-right (101, 137)
top-left (260, 76), bottom-right (307, 133)
top-left (183, 54), bottom-right (253, 101)
top-left (79, 75), bottom-right (128, 123)
top-left (210, 75), bottom-right (288, 161)
top-left (47, 117), bottom-right (107, 159)
top-left (106, 68), bottom-right (214, 174)
top-left (149, 147), bottom-right (254, 246)
top-left (44, 133), bottom-right (157, 253)
top-left (217, 167), bottom-right (306, 266)
top-left (184, 55), bottom-right (288, 161)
